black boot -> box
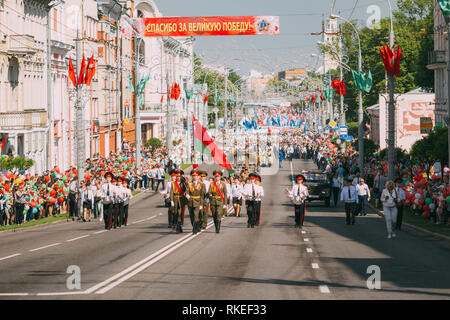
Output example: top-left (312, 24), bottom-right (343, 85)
top-left (193, 222), bottom-right (198, 234)
top-left (217, 221), bottom-right (221, 233)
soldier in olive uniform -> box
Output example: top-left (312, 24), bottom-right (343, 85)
top-left (199, 170), bottom-right (210, 229)
top-left (208, 170), bottom-right (228, 233)
top-left (169, 170), bottom-right (187, 233)
top-left (186, 169), bottom-right (206, 234)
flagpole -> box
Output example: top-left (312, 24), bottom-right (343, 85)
top-left (135, 37), bottom-right (143, 169)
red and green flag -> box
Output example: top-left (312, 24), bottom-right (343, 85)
top-left (192, 114), bottom-right (234, 174)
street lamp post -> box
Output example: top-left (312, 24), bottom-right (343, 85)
top-left (134, 37), bottom-right (144, 169)
top-left (386, 0), bottom-right (396, 180)
top-left (331, 14), bottom-right (364, 175)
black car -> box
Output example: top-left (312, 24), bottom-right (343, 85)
top-left (302, 171), bottom-right (331, 207)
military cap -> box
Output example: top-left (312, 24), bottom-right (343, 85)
top-left (296, 174), bottom-right (305, 181)
top-left (170, 170), bottom-right (179, 176)
top-left (200, 170), bottom-right (208, 177)
top-left (104, 171), bottom-right (114, 179)
top-left (249, 173), bottom-right (261, 182)
top-left (213, 170), bottom-right (223, 177)
top-left (191, 170), bottom-right (200, 176)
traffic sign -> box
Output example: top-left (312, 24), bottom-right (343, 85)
top-left (339, 134), bottom-right (348, 139)
top-left (346, 135), bottom-right (353, 141)
top-left (328, 121), bottom-right (337, 128)
top-left (339, 125), bottom-right (348, 135)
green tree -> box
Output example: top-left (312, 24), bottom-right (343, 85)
top-left (352, 138), bottom-right (379, 158)
top-left (336, 0), bottom-right (434, 122)
top-left (144, 137), bottom-right (162, 151)
top-left (410, 127), bottom-right (448, 164)
top-left (0, 156), bottom-right (34, 173)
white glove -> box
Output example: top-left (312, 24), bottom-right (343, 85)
top-left (171, 201), bottom-right (174, 207)
top-left (199, 206), bottom-right (203, 210)
top-left (185, 194), bottom-right (190, 199)
top-left (223, 205), bottom-right (227, 209)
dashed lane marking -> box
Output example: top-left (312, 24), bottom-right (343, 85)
top-left (319, 285), bottom-right (330, 293)
top-left (66, 235), bottom-right (90, 242)
top-left (29, 243), bottom-right (61, 252)
top-left (312, 263), bottom-right (320, 269)
top-left (306, 248), bottom-right (313, 253)
top-left (0, 253), bottom-right (21, 261)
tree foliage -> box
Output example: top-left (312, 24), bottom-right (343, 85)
top-left (0, 156), bottom-right (34, 173)
top-left (410, 127), bottom-right (448, 164)
top-left (335, 0), bottom-right (434, 122)
top-left (144, 137), bottom-right (162, 151)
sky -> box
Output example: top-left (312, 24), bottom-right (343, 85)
top-left (155, 0), bottom-right (398, 76)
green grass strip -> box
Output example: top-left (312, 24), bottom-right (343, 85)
top-left (0, 212), bottom-right (70, 231)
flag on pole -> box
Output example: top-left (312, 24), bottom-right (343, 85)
top-left (68, 58), bottom-right (77, 87)
top-left (77, 54), bottom-right (86, 85)
top-left (192, 114), bottom-right (234, 174)
top-left (351, 69), bottom-right (373, 93)
top-left (1, 136), bottom-right (8, 150)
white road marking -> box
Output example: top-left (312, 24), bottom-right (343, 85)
top-left (29, 243), bottom-right (61, 252)
top-left (319, 285), bottom-right (330, 293)
top-left (301, 230), bottom-right (306, 234)
top-left (133, 218), bottom-right (147, 224)
top-left (306, 248), bottom-right (313, 253)
top-left (36, 291), bottom-right (85, 296)
top-left (158, 212), bottom-right (163, 216)
top-left (290, 161), bottom-right (295, 186)
top-left (0, 253), bottom-right (21, 261)
top-left (312, 263), bottom-right (320, 269)
top-left (304, 238), bottom-right (309, 242)
top-left (145, 215), bottom-right (157, 221)
top-left (66, 235), bottom-right (90, 242)
top-left (93, 230), bottom-right (108, 234)
top-left (0, 293), bottom-right (29, 296)
top-left (93, 221), bottom-right (216, 295)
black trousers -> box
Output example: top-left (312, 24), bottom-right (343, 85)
top-left (294, 203), bottom-right (305, 227)
top-left (246, 200), bottom-right (257, 227)
top-left (122, 204), bottom-right (129, 226)
top-left (14, 203), bottom-right (24, 224)
top-left (0, 209), bottom-right (7, 226)
top-left (103, 203), bottom-right (113, 229)
top-left (254, 201), bottom-right (261, 225)
top-left (69, 193), bottom-right (77, 218)
top-left (112, 203), bottom-right (120, 227)
top-left (168, 205), bottom-right (174, 227)
top-left (344, 202), bottom-right (356, 224)
top-left (332, 187), bottom-right (340, 206)
top-left (396, 205), bottom-right (404, 230)
top-left (93, 198), bottom-right (101, 219)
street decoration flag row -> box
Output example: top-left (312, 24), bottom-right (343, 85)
top-left (379, 44), bottom-right (402, 78)
top-left (351, 69), bottom-right (373, 93)
top-left (192, 114), bottom-right (233, 174)
top-left (68, 54), bottom-right (95, 87)
top-left (122, 16), bottom-right (279, 37)
top-left (331, 79), bottom-right (346, 96)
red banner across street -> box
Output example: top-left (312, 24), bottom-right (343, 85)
top-left (122, 16), bottom-right (279, 37)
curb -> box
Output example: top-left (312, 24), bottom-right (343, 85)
top-left (0, 190), bottom-right (154, 235)
top-left (368, 204), bottom-right (450, 242)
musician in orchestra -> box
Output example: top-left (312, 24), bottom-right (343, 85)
top-left (208, 170), bottom-right (228, 234)
top-left (243, 174), bottom-right (259, 228)
top-left (286, 174), bottom-right (309, 228)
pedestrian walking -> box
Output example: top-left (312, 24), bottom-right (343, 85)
top-left (356, 178), bottom-right (371, 216)
top-left (395, 178), bottom-right (406, 230)
top-left (185, 169), bottom-right (206, 234)
top-left (243, 174), bottom-right (258, 228)
top-left (170, 170), bottom-right (187, 234)
top-left (101, 172), bottom-right (115, 230)
top-left (254, 174), bottom-right (264, 226)
top-left (231, 177), bottom-right (244, 217)
top-left (340, 179), bottom-right (359, 225)
top-left (331, 173), bottom-right (341, 206)
top-left (381, 180), bottom-right (400, 239)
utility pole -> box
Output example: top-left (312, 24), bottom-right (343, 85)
top-left (135, 37), bottom-right (142, 169)
top-left (46, 5), bottom-right (53, 171)
top-left (223, 68), bottom-right (228, 151)
top-left (75, 27), bottom-right (84, 184)
top-left (387, 13), bottom-right (396, 180)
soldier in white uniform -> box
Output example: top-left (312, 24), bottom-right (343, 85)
top-left (286, 174), bottom-right (309, 228)
top-left (121, 178), bottom-right (132, 226)
top-left (243, 174), bottom-right (259, 228)
top-left (254, 174), bottom-right (264, 226)
top-left (101, 172), bottom-right (116, 230)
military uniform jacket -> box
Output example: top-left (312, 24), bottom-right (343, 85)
top-left (186, 181), bottom-right (206, 208)
top-left (208, 181), bottom-right (228, 206)
top-left (170, 181), bottom-right (187, 203)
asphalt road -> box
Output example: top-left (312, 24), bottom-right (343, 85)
top-left (0, 159), bottom-right (449, 300)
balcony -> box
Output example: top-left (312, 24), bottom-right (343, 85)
top-left (427, 50), bottom-right (447, 70)
top-left (140, 103), bottom-right (165, 118)
top-left (0, 109), bottom-right (47, 129)
top-left (8, 34), bottom-right (36, 55)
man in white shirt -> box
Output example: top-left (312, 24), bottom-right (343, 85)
top-left (340, 178), bottom-right (359, 225)
top-left (331, 173), bottom-right (341, 207)
top-left (394, 178), bottom-right (406, 230)
top-left (159, 172), bottom-right (176, 229)
top-left (286, 174), bottom-right (309, 228)
top-left (356, 178), bottom-right (371, 216)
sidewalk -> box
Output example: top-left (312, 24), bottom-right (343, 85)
top-left (368, 203), bottom-right (450, 242)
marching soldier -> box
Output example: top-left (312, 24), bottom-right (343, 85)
top-left (186, 169), bottom-right (206, 234)
top-left (160, 170), bottom-right (177, 229)
top-left (121, 178), bottom-right (132, 226)
top-left (199, 170), bottom-right (210, 229)
top-left (170, 170), bottom-right (187, 233)
top-left (101, 172), bottom-right (115, 230)
top-left (286, 174), bottom-right (309, 228)
top-left (111, 177), bottom-right (120, 228)
top-left (254, 174), bottom-right (264, 226)
top-left (116, 178), bottom-right (124, 228)
top-left (208, 170), bottom-right (228, 233)
top-left (243, 173), bottom-right (258, 228)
